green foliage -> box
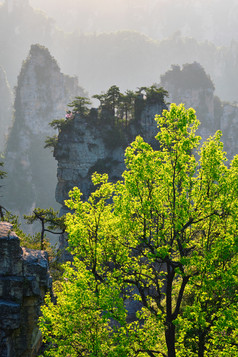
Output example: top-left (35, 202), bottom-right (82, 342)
top-left (45, 114), bottom-right (75, 151)
top-left (93, 85), bottom-right (168, 126)
top-left (0, 161), bottom-right (6, 180)
top-left (44, 134), bottom-right (58, 151)
top-left (47, 85), bottom-right (168, 154)
top-left (0, 161), bottom-right (6, 197)
top-left (2, 210), bottom-right (51, 250)
top-left (49, 118), bottom-right (69, 130)
top-left (42, 103), bottom-right (238, 356)
top-left (40, 104), bottom-right (238, 356)
top-left (68, 96), bottom-right (92, 116)
top-left (137, 85), bottom-right (169, 104)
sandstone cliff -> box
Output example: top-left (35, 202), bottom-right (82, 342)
top-left (55, 100), bottom-right (166, 210)
top-left (0, 66), bottom-right (13, 153)
top-left (3, 44), bottom-right (85, 221)
top-left (0, 221), bottom-right (51, 357)
top-left (53, 95), bottom-right (167, 256)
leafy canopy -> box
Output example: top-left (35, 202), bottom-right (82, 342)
top-left (40, 104), bottom-right (238, 357)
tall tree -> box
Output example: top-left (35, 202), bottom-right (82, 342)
top-left (40, 104), bottom-right (238, 357)
top-left (119, 89), bottom-right (136, 126)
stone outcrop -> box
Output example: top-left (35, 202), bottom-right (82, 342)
top-left (160, 62), bottom-right (238, 160)
top-left (0, 221), bottom-right (51, 357)
top-left (3, 44), bottom-right (86, 223)
top-left (55, 101), bottom-right (166, 209)
top-left (0, 66), bottom-right (13, 153)
top-left (54, 99), bottom-right (166, 256)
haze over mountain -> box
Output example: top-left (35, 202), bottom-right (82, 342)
top-left (1, 0), bottom-right (238, 227)
top-left (0, 0), bottom-right (238, 102)
top-left (28, 0), bottom-right (238, 46)
top-left (0, 2), bottom-right (238, 354)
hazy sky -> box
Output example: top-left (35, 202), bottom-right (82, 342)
top-left (1, 0), bottom-right (238, 100)
top-left (0, 0), bottom-right (237, 45)
top-left (27, 0), bottom-right (238, 45)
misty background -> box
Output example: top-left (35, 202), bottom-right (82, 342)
top-left (0, 0), bottom-right (238, 99)
top-left (0, 0), bottom-right (238, 233)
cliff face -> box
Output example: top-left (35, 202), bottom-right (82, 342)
top-left (0, 221), bottom-right (51, 357)
top-left (3, 44), bottom-right (85, 219)
top-left (220, 103), bottom-right (238, 159)
top-left (54, 98), bottom-right (166, 257)
top-left (0, 66), bottom-right (13, 153)
top-left (160, 62), bottom-right (238, 160)
top-left (54, 101), bottom-right (166, 208)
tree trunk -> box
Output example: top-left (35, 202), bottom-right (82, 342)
top-left (198, 330), bottom-right (206, 357)
top-left (165, 262), bottom-right (176, 357)
top-left (165, 323), bottom-right (176, 357)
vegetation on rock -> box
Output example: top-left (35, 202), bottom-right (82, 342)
top-left (161, 63), bottom-right (215, 91)
top-left (0, 161), bottom-right (6, 182)
top-left (45, 84), bottom-right (168, 152)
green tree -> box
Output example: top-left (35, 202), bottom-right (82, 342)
top-left (137, 85), bottom-right (169, 104)
top-left (40, 104), bottom-right (238, 357)
top-left (44, 134), bottom-right (58, 152)
top-left (44, 115), bottom-right (74, 152)
top-left (0, 161), bottom-right (5, 179)
top-left (68, 96), bottom-right (92, 116)
top-left (92, 93), bottom-right (107, 108)
top-left (49, 118), bottom-right (69, 130)
top-left (105, 85), bottom-right (121, 116)
top-left (24, 207), bottom-right (65, 250)
top-left (119, 90), bottom-right (136, 126)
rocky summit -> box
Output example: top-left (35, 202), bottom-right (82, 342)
top-left (3, 44), bottom-right (85, 219)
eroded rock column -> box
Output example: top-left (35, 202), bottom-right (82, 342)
top-left (0, 222), bottom-right (51, 357)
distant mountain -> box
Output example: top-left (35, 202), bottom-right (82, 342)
top-left (51, 31), bottom-right (238, 102)
top-left (160, 62), bottom-right (238, 160)
top-left (0, 0), bottom-right (57, 86)
top-left (28, 0), bottom-right (238, 46)
top-left (3, 44), bottom-right (85, 221)
top-left (1, 0), bottom-right (238, 102)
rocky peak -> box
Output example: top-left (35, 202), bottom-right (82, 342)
top-left (3, 44), bottom-right (85, 219)
top-left (160, 62), bottom-right (215, 123)
top-left (160, 62), bottom-right (238, 159)
top-left (15, 44), bottom-right (78, 135)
